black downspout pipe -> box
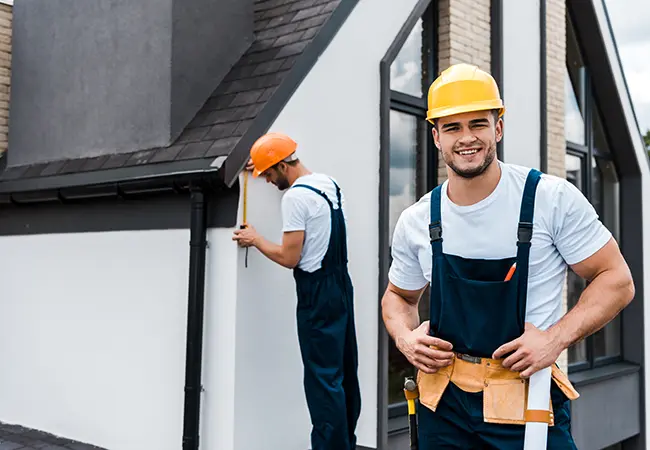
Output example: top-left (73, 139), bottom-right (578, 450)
top-left (182, 187), bottom-right (208, 450)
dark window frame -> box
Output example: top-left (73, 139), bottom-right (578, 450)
top-left (378, 0), bottom-right (438, 442)
top-left (560, 1), bottom-right (646, 448)
top-left (565, 12), bottom-right (623, 374)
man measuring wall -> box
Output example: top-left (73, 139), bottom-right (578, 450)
top-left (232, 132), bottom-right (361, 450)
top-left (382, 63), bottom-right (635, 448)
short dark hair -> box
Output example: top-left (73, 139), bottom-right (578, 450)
top-left (432, 108), bottom-right (501, 129)
top-left (271, 158), bottom-right (300, 172)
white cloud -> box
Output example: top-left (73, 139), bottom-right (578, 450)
top-left (604, 0), bottom-right (650, 46)
top-left (604, 0), bottom-right (650, 133)
top-left (389, 19), bottom-right (424, 97)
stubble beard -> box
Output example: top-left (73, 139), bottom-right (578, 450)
top-left (445, 140), bottom-right (497, 179)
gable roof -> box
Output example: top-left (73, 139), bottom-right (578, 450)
top-left (0, 0), bottom-right (358, 196)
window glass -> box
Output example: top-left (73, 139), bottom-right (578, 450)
top-left (387, 109), bottom-right (429, 405)
top-left (566, 16), bottom-right (586, 145)
top-left (565, 69), bottom-right (585, 145)
top-left (390, 19), bottom-right (426, 97)
top-left (565, 153), bottom-right (588, 366)
top-left (388, 110), bottom-right (418, 245)
top-left (594, 313), bottom-right (621, 360)
top-left (567, 269), bottom-right (588, 365)
top-left (566, 16), bottom-right (585, 111)
top-left (592, 156), bottom-right (621, 360)
top-left (565, 153), bottom-right (583, 190)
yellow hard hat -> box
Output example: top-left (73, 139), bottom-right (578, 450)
top-left (426, 63), bottom-right (505, 123)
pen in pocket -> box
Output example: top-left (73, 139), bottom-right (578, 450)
top-left (504, 262), bottom-right (517, 281)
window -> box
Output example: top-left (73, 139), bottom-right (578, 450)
top-left (383, 4), bottom-right (437, 411)
top-left (565, 16), bottom-right (622, 372)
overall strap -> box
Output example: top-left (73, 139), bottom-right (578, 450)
top-left (292, 184), bottom-right (333, 209)
top-left (429, 185), bottom-right (443, 256)
top-left (329, 178), bottom-right (342, 209)
top-left (515, 168), bottom-right (543, 329)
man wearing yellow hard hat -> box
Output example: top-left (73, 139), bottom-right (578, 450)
top-left (232, 133), bottom-right (361, 450)
top-left (381, 63), bottom-right (634, 447)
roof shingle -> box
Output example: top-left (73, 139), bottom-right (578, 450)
top-left (0, 0), bottom-right (354, 192)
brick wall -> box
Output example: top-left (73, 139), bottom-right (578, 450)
top-left (0, 3), bottom-right (10, 158)
top-left (437, 0), bottom-right (491, 183)
top-left (546, 0), bottom-right (568, 373)
top-left (546, 0), bottom-right (566, 180)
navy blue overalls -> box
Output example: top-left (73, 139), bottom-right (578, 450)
top-left (418, 169), bottom-right (577, 449)
top-left (291, 179), bottom-right (362, 450)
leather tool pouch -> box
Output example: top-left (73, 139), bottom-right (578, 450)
top-left (551, 363), bottom-right (580, 400)
top-left (416, 363), bottom-right (451, 412)
top-left (483, 365), bottom-right (532, 425)
top-left (416, 355), bottom-right (580, 426)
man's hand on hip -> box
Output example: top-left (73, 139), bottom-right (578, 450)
top-left (492, 322), bottom-right (564, 378)
top-left (397, 321), bottom-right (454, 374)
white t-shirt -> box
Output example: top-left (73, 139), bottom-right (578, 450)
top-left (388, 162), bottom-right (612, 331)
top-left (281, 173), bottom-right (347, 272)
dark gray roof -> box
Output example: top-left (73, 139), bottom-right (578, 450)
top-left (0, 0), bottom-right (358, 194)
top-left (0, 421), bottom-right (105, 449)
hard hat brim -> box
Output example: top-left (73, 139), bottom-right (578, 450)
top-left (426, 102), bottom-right (505, 123)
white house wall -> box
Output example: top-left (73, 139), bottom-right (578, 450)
top-left (502, 0), bottom-right (541, 169)
top-left (200, 229), bottom-right (239, 450)
top-left (0, 230), bottom-right (192, 450)
top-left (231, 0), bottom-right (421, 448)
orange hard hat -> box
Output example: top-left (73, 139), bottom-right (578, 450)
top-left (426, 63), bottom-right (505, 123)
top-left (249, 132), bottom-right (298, 178)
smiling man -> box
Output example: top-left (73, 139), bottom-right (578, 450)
top-left (232, 132), bottom-right (361, 450)
top-left (381, 63), bottom-right (635, 448)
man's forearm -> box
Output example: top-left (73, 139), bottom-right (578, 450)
top-left (382, 288), bottom-right (422, 349)
top-left (254, 237), bottom-right (295, 268)
top-left (548, 267), bottom-right (634, 350)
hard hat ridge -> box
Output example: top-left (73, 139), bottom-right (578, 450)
top-left (249, 132), bottom-right (298, 178)
top-left (426, 63), bottom-right (505, 123)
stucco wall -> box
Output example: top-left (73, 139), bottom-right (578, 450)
top-left (230, 0), bottom-right (423, 448)
top-left (0, 230), bottom-right (192, 450)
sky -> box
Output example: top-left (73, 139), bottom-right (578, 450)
top-left (604, 0), bottom-right (650, 135)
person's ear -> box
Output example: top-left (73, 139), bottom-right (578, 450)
top-left (432, 127), bottom-right (441, 150)
top-left (495, 118), bottom-right (504, 143)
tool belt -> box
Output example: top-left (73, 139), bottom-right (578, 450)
top-left (416, 352), bottom-right (580, 426)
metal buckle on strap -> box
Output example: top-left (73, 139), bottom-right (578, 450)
top-left (517, 222), bottom-right (533, 244)
top-left (429, 222), bottom-right (442, 242)
top-left (456, 353), bottom-right (482, 364)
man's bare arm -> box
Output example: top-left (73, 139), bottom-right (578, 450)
top-left (381, 282), bottom-right (424, 342)
top-left (233, 224), bottom-right (304, 269)
top-left (549, 237), bottom-right (635, 349)
top-left (495, 237), bottom-right (635, 377)
top-left (253, 230), bottom-right (304, 269)
top-left (381, 282), bottom-right (454, 374)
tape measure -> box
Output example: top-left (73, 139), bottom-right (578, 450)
top-left (240, 170), bottom-right (249, 268)
top-left (242, 170), bottom-right (248, 224)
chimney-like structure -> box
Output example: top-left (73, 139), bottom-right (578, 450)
top-left (8, 0), bottom-right (253, 167)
